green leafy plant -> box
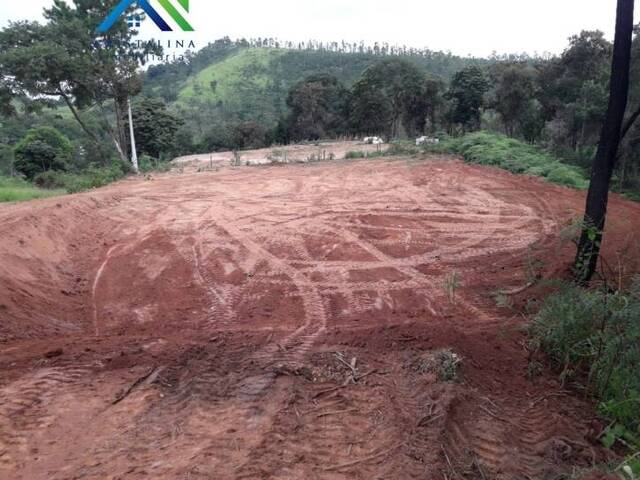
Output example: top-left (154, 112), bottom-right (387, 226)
top-left (413, 349), bottom-right (462, 381)
top-left (14, 127), bottom-right (73, 179)
top-left (34, 162), bottom-right (126, 193)
top-left (529, 280), bottom-right (640, 455)
top-left (431, 132), bottom-right (589, 189)
top-left (345, 150), bottom-right (367, 159)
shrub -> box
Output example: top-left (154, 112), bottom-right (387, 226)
top-left (34, 162), bottom-right (125, 193)
top-left (413, 349), bottom-right (462, 381)
top-left (386, 141), bottom-right (420, 156)
top-left (529, 281), bottom-right (640, 456)
top-left (14, 127), bottom-right (73, 179)
top-left (345, 143), bottom-right (417, 160)
top-left (345, 150), bottom-right (367, 159)
top-left (138, 154), bottom-right (171, 173)
top-left (0, 144), bottom-right (14, 175)
top-left (431, 131), bottom-right (589, 189)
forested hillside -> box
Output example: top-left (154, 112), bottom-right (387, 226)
top-left (141, 38), bottom-right (492, 142)
top-left (2, 29), bottom-right (640, 200)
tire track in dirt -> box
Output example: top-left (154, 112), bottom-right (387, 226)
top-left (209, 213), bottom-right (328, 367)
top-left (444, 396), bottom-right (596, 479)
top-left (0, 366), bottom-right (93, 473)
top-left (2, 155), bottom-right (629, 479)
top-left (190, 241), bottom-right (237, 327)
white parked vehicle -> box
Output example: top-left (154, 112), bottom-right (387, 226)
top-left (363, 136), bottom-right (384, 145)
top-left (416, 136), bottom-right (440, 146)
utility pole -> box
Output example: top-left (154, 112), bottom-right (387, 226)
top-left (127, 97), bottom-right (139, 173)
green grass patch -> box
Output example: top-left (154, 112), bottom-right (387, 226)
top-left (431, 132), bottom-right (589, 189)
top-left (0, 176), bottom-right (65, 203)
top-left (34, 163), bottom-right (126, 194)
top-left (528, 281), bottom-right (640, 471)
top-left (178, 48), bottom-right (285, 103)
top-left (345, 142), bottom-right (420, 160)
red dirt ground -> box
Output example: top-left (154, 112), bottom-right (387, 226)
top-left (1, 152), bottom-right (639, 479)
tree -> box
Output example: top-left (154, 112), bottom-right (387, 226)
top-left (616, 25), bottom-right (640, 189)
top-left (537, 32), bottom-right (612, 152)
top-left (489, 63), bottom-right (541, 138)
top-left (421, 76), bottom-right (446, 135)
top-left (124, 98), bottom-right (184, 159)
top-left (285, 74), bottom-right (349, 141)
top-left (446, 66), bottom-right (489, 132)
top-left (574, 0), bottom-right (635, 284)
top-left (348, 81), bottom-right (392, 136)
top-left (0, 0), bottom-right (160, 167)
top-left (229, 121), bottom-right (267, 150)
top-left (14, 127), bottom-right (72, 178)
top-left (349, 59), bottom-right (426, 138)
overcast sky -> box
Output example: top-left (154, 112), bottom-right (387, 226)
top-left (1, 0), bottom-right (639, 57)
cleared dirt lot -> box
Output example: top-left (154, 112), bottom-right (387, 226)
top-left (173, 140), bottom-right (387, 169)
top-left (1, 152), bottom-right (639, 479)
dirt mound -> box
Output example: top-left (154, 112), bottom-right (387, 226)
top-left (1, 152), bottom-right (638, 479)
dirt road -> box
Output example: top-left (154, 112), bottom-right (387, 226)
top-left (1, 153), bottom-right (639, 479)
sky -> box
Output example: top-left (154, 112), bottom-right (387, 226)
top-left (1, 0), bottom-right (639, 58)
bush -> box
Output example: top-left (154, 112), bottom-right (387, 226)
top-left (14, 127), bottom-right (73, 179)
top-left (529, 281), bottom-right (640, 457)
top-left (432, 131), bottom-right (589, 189)
top-left (386, 141), bottom-right (420, 156)
top-left (345, 150), bottom-right (367, 159)
top-left (138, 154), bottom-right (171, 173)
top-left (345, 142), bottom-right (418, 160)
top-left (34, 162), bottom-right (126, 193)
top-left (0, 144), bottom-right (14, 175)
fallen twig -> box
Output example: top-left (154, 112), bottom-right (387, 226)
top-left (417, 413), bottom-right (444, 427)
top-left (615, 450), bottom-right (640, 471)
top-left (313, 379), bottom-right (352, 399)
top-left (480, 396), bottom-right (501, 411)
top-left (355, 368), bottom-right (383, 381)
top-left (529, 391), bottom-right (572, 407)
top-left (304, 399), bottom-right (344, 414)
top-left (441, 444), bottom-right (458, 478)
top-left (334, 353), bottom-right (358, 379)
top-left (316, 408), bottom-right (358, 419)
top-left (499, 281), bottom-right (535, 296)
top-left (112, 366), bottom-right (162, 405)
top-left (473, 458), bottom-right (487, 480)
top-left (312, 369), bottom-right (383, 399)
top-left (479, 405), bottom-right (504, 421)
top-left (596, 419), bottom-right (616, 440)
top-left (324, 443), bottom-right (404, 471)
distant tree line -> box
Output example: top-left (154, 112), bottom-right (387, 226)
top-left (2, 14), bottom-right (640, 199)
top-left (136, 29), bottom-right (640, 197)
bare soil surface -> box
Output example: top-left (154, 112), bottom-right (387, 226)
top-left (1, 151), bottom-right (639, 479)
top-left (173, 140), bottom-right (387, 169)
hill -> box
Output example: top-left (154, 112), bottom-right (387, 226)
top-left (143, 40), bottom-right (492, 126)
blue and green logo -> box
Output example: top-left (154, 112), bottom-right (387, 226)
top-left (97, 0), bottom-right (194, 33)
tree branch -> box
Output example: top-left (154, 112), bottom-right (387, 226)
top-left (621, 103), bottom-right (640, 141)
top-left (96, 101), bottom-right (128, 164)
top-left (57, 87), bottom-right (99, 143)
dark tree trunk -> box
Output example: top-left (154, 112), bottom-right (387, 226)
top-left (574, 0), bottom-right (635, 284)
